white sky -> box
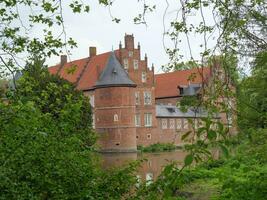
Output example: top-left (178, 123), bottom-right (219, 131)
top-left (46, 0), bottom-right (218, 74)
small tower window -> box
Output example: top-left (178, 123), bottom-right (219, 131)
top-left (114, 114), bottom-right (119, 122)
top-left (147, 134), bottom-right (151, 139)
top-left (123, 59), bottom-right (128, 69)
top-left (92, 114), bottom-right (95, 129)
top-left (133, 59), bottom-right (138, 70)
top-left (142, 72), bottom-right (147, 83)
top-left (128, 51), bottom-right (133, 57)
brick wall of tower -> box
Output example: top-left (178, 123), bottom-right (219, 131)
top-left (116, 34), bottom-right (158, 147)
top-left (94, 87), bottom-right (137, 152)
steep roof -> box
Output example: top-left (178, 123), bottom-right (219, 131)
top-left (155, 67), bottom-right (211, 98)
top-left (95, 52), bottom-right (136, 88)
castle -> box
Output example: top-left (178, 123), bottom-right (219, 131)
top-left (49, 34), bottom-right (234, 152)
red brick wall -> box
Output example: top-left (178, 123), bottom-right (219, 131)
top-left (94, 86), bottom-right (137, 152)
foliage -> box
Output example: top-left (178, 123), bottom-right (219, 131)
top-left (132, 129), bottom-right (267, 200)
top-left (0, 59), bottom-right (140, 199)
top-left (237, 51), bottom-right (267, 130)
top-left (0, 101), bottom-right (138, 199)
top-left (138, 143), bottom-right (177, 153)
top-left (8, 58), bottom-right (95, 143)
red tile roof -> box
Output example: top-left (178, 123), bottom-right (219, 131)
top-left (155, 67), bottom-right (211, 98)
top-left (48, 52), bottom-right (211, 98)
top-left (48, 51), bottom-right (121, 91)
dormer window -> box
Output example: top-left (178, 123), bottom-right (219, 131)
top-left (123, 59), bottom-right (128, 69)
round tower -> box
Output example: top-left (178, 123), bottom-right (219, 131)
top-left (94, 52), bottom-right (137, 152)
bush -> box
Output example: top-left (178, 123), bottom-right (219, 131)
top-left (138, 143), bottom-right (176, 152)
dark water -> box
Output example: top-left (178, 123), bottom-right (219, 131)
top-left (100, 150), bottom-right (188, 182)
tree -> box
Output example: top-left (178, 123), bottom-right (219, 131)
top-left (238, 51), bottom-right (267, 130)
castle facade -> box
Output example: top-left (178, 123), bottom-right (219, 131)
top-left (49, 34), bottom-right (235, 152)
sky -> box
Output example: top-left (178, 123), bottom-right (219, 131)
top-left (44, 0), bottom-right (218, 74)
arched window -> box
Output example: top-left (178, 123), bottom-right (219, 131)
top-left (114, 114), bottom-right (119, 122)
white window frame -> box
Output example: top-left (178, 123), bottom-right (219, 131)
top-left (135, 91), bottom-right (140, 105)
top-left (133, 59), bottom-right (138, 70)
top-left (89, 95), bottom-right (94, 107)
top-left (162, 119), bottom-right (167, 129)
top-left (92, 113), bottom-right (95, 129)
top-left (128, 51), bottom-right (133, 57)
top-left (176, 119), bottom-right (182, 130)
top-left (142, 72), bottom-right (147, 83)
top-left (135, 114), bottom-right (141, 127)
top-left (123, 58), bottom-right (128, 69)
top-left (183, 119), bottom-right (188, 129)
top-left (144, 91), bottom-right (152, 105)
top-left (114, 114), bottom-right (119, 122)
top-left (170, 119), bottom-right (175, 129)
top-left (144, 113), bottom-right (152, 127)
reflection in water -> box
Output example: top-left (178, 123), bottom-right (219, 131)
top-left (100, 150), bottom-right (220, 183)
top-left (100, 150), bottom-right (188, 182)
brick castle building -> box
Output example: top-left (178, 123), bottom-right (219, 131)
top-left (49, 34), bottom-right (234, 152)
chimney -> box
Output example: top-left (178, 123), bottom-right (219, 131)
top-left (60, 55), bottom-right (67, 66)
top-left (89, 47), bottom-right (97, 57)
top-left (124, 34), bottom-right (134, 50)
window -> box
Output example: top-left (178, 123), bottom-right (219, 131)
top-left (147, 134), bottom-right (151, 139)
top-left (162, 119), bottom-right (167, 129)
top-left (135, 114), bottom-right (141, 127)
top-left (227, 113), bottom-right (233, 127)
top-left (170, 119), bottom-right (175, 129)
top-left (135, 91), bottom-right (140, 105)
top-left (183, 119), bottom-right (188, 129)
top-left (176, 119), bottom-right (182, 130)
top-left (142, 72), bottom-right (147, 83)
top-left (123, 59), bottom-right (128, 69)
top-left (92, 114), bottom-right (95, 129)
top-left (133, 59), bottom-right (138, 70)
top-left (194, 119), bottom-right (198, 129)
top-left (144, 91), bottom-right (152, 105)
top-left (114, 114), bottom-right (118, 122)
top-left (89, 95), bottom-right (94, 107)
top-left (144, 113), bottom-right (152, 127)
top-left (128, 51), bottom-right (133, 57)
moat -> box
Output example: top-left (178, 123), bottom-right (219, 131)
top-left (100, 150), bottom-right (187, 182)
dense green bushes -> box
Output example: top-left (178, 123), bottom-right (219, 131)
top-left (0, 60), bottom-right (138, 199)
top-left (137, 143), bottom-right (177, 152)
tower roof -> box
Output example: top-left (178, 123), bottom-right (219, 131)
top-left (94, 52), bottom-right (136, 88)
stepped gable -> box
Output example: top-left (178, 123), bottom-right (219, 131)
top-left (155, 67), bottom-right (211, 98)
top-left (94, 52), bottom-right (136, 88)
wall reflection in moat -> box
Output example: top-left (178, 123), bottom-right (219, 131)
top-left (100, 150), bottom-right (188, 183)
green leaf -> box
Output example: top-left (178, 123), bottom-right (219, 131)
top-left (181, 131), bottom-right (191, 141)
top-left (219, 144), bottom-right (229, 157)
top-left (184, 154), bottom-right (194, 166)
top-left (207, 130), bottom-right (217, 140)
